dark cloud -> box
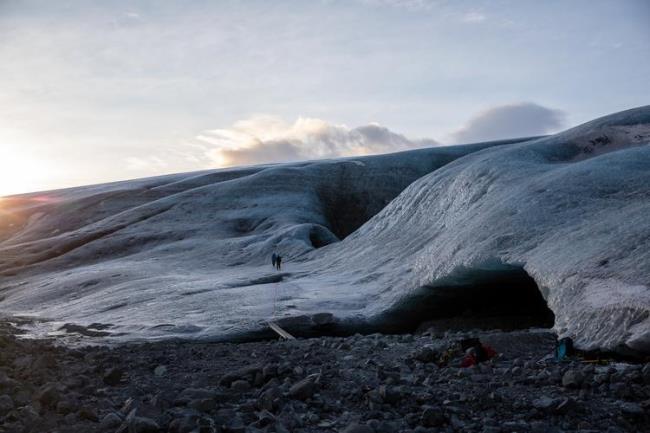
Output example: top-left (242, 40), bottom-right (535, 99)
top-left (451, 102), bottom-right (566, 144)
top-left (218, 139), bottom-right (305, 167)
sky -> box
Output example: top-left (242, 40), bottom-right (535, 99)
top-left (0, 0), bottom-right (648, 196)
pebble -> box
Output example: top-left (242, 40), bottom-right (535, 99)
top-left (0, 394), bottom-right (14, 413)
top-left (0, 323), bottom-right (647, 433)
top-left (341, 423), bottom-right (374, 433)
top-left (421, 406), bottom-right (447, 427)
top-left (288, 376), bottom-right (318, 400)
top-left (129, 415), bottom-right (161, 433)
top-left (103, 367), bottom-right (126, 386)
top-left (562, 369), bottom-right (584, 388)
top-left (35, 384), bottom-right (61, 408)
top-left (100, 412), bottom-right (123, 429)
top-left (78, 406), bottom-right (99, 422)
top-left (619, 402), bottom-right (643, 416)
top-left (532, 396), bottom-right (557, 410)
top-left (231, 379), bottom-right (252, 392)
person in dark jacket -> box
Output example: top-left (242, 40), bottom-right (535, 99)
top-left (271, 253), bottom-right (277, 268)
top-left (276, 255), bottom-right (282, 271)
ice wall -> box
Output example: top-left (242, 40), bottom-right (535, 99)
top-left (0, 106), bottom-right (649, 354)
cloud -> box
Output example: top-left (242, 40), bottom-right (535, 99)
top-left (461, 11), bottom-right (486, 23)
top-left (451, 102), bottom-right (566, 144)
top-left (358, 0), bottom-right (437, 12)
top-left (196, 116), bottom-right (438, 167)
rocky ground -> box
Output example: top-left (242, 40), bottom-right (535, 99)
top-left (0, 321), bottom-right (648, 433)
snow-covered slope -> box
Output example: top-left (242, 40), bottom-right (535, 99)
top-left (317, 106), bottom-right (650, 354)
top-left (1, 106), bottom-right (649, 354)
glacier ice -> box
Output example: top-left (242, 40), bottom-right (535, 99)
top-left (0, 106), bottom-right (649, 354)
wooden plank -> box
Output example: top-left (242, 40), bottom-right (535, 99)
top-left (268, 321), bottom-right (295, 340)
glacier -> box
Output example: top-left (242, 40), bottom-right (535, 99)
top-left (0, 106), bottom-right (649, 355)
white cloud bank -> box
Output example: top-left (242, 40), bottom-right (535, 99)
top-left (451, 102), bottom-right (566, 144)
top-left (118, 102), bottom-right (566, 176)
top-left (195, 116), bottom-right (438, 167)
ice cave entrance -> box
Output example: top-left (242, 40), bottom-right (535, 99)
top-left (382, 267), bottom-right (555, 334)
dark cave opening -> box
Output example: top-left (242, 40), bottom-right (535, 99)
top-left (375, 267), bottom-right (555, 334)
top-left (317, 189), bottom-right (375, 240)
top-left (247, 268), bottom-right (555, 343)
top-left (309, 229), bottom-right (330, 249)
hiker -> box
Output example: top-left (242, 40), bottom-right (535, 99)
top-left (271, 252), bottom-right (277, 268)
top-left (276, 255), bottom-right (282, 271)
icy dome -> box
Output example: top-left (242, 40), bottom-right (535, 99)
top-left (0, 106), bottom-right (649, 354)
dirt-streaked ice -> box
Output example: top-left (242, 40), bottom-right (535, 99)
top-left (0, 106), bottom-right (649, 354)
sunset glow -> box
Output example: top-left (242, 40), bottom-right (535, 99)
top-left (0, 145), bottom-right (52, 197)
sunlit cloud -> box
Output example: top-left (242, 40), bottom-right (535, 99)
top-left (196, 116), bottom-right (439, 167)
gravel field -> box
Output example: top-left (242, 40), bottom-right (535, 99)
top-left (0, 322), bottom-right (648, 433)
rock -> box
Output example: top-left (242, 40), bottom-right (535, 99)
top-left (35, 384), bottom-right (61, 408)
top-left (56, 399), bottom-right (74, 415)
top-left (64, 412), bottom-right (78, 425)
top-left (555, 397), bottom-right (579, 414)
top-left (562, 370), bottom-right (584, 388)
top-left (219, 366), bottom-right (261, 386)
top-left (32, 354), bottom-right (56, 371)
top-left (231, 379), bottom-right (251, 392)
top-left (421, 406), bottom-right (447, 427)
top-left (0, 371), bottom-right (19, 391)
top-left (262, 364), bottom-right (278, 379)
top-left (641, 363), bottom-right (650, 383)
top-left (288, 376), bottom-right (318, 400)
top-left (501, 421), bottom-right (530, 432)
top-left (129, 416), bottom-right (161, 433)
top-left (175, 387), bottom-right (227, 406)
top-left (188, 398), bottom-right (216, 412)
top-left (17, 405), bottom-right (41, 427)
top-left (103, 367), bottom-right (126, 386)
top-left (340, 423), bottom-right (374, 433)
top-left (153, 365), bottom-right (167, 377)
top-left (151, 391), bottom-right (173, 410)
top-left (370, 420), bottom-right (398, 433)
top-left (78, 406), bottom-right (99, 422)
top-left (411, 346), bottom-right (440, 363)
top-left (101, 412), bottom-right (124, 429)
top-left (610, 382), bottom-right (631, 399)
top-left (0, 394), bottom-right (14, 414)
top-left (12, 389), bottom-right (30, 407)
top-left (256, 409), bottom-right (276, 427)
top-left (168, 416), bottom-right (197, 433)
top-left (13, 355), bottom-right (33, 370)
top-left (620, 402), bottom-right (643, 416)
top-left (258, 386), bottom-right (280, 411)
top-left (378, 385), bottom-right (402, 404)
top-left (594, 373), bottom-right (608, 384)
top-left (532, 396), bottom-right (557, 410)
